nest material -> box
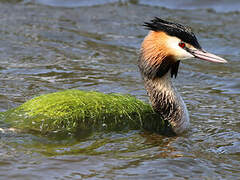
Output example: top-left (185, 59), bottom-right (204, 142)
top-left (2, 90), bottom-right (171, 135)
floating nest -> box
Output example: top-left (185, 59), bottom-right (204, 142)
top-left (1, 90), bottom-right (173, 136)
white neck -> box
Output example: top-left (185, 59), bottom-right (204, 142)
top-left (143, 71), bottom-right (189, 134)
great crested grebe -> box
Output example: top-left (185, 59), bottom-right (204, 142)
top-left (3, 18), bottom-right (227, 136)
top-left (139, 17), bottom-right (227, 134)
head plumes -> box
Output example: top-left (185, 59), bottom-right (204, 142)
top-left (143, 17), bottom-right (202, 50)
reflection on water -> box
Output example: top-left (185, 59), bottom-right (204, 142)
top-left (0, 0), bottom-right (239, 179)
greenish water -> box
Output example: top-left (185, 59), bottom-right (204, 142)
top-left (0, 0), bottom-right (239, 179)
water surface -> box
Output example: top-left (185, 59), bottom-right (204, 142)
top-left (0, 0), bottom-right (239, 179)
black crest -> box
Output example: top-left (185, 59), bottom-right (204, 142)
top-left (144, 17), bottom-right (202, 49)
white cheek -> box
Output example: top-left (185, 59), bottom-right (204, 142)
top-left (166, 37), bottom-right (194, 60)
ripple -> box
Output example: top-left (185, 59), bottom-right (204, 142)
top-left (139, 0), bottom-right (240, 13)
top-left (33, 0), bottom-right (126, 7)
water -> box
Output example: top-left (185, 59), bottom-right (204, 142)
top-left (0, 0), bottom-right (239, 179)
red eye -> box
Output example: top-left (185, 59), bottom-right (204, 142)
top-left (179, 42), bottom-right (185, 48)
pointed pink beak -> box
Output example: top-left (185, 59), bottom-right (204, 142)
top-left (190, 49), bottom-right (227, 63)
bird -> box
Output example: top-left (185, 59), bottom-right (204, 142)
top-left (3, 17), bottom-right (227, 136)
top-left (138, 17), bottom-right (227, 134)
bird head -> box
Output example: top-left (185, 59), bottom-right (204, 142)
top-left (139, 17), bottom-right (227, 79)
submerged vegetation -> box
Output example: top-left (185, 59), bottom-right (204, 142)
top-left (2, 90), bottom-right (171, 136)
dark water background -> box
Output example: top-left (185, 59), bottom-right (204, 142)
top-left (0, 0), bottom-right (239, 179)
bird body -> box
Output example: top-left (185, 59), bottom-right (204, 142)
top-left (1, 18), bottom-right (227, 136)
top-left (143, 71), bottom-right (190, 134)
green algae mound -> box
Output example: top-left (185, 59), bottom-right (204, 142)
top-left (2, 90), bottom-right (169, 135)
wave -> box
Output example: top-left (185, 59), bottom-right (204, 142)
top-left (29, 0), bottom-right (240, 13)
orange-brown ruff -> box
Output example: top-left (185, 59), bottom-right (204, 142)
top-left (141, 31), bottom-right (176, 66)
top-left (138, 18), bottom-right (227, 135)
